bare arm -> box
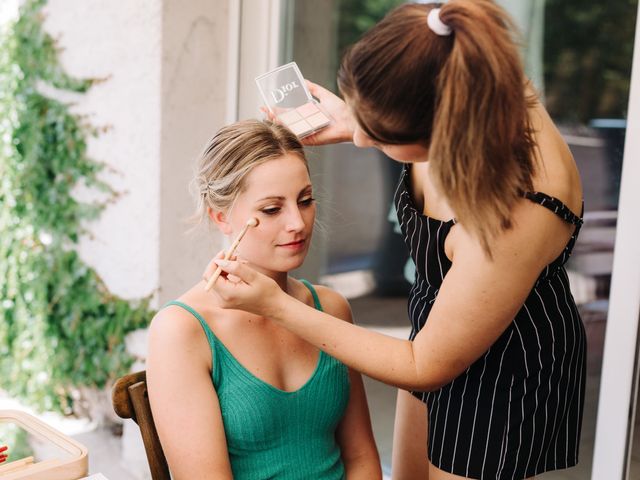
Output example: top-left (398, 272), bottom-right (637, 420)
top-left (316, 286), bottom-right (382, 479)
top-left (147, 307), bottom-right (233, 480)
top-left (208, 200), bottom-right (572, 391)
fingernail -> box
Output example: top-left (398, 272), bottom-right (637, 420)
top-left (214, 259), bottom-right (230, 267)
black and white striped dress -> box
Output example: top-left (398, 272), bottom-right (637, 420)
top-left (394, 165), bottom-right (586, 479)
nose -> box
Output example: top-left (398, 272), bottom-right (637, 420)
top-left (353, 125), bottom-right (375, 148)
top-left (285, 205), bottom-right (306, 232)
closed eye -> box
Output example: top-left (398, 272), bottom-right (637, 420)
top-left (259, 197), bottom-right (314, 216)
top-left (298, 197), bottom-right (315, 207)
top-left (260, 207), bottom-right (281, 215)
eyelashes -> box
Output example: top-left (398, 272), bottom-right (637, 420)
top-left (299, 197), bottom-right (316, 207)
top-left (260, 197), bottom-right (316, 216)
top-left (260, 208), bottom-right (280, 216)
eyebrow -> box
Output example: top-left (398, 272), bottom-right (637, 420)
top-left (255, 185), bottom-right (313, 203)
top-left (256, 196), bottom-right (285, 202)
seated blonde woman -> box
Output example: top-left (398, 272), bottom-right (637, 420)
top-left (146, 120), bottom-right (381, 480)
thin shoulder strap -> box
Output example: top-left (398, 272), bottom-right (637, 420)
top-left (299, 279), bottom-right (324, 312)
top-left (163, 300), bottom-right (217, 346)
top-left (163, 300), bottom-right (222, 384)
top-left (524, 191), bottom-right (584, 226)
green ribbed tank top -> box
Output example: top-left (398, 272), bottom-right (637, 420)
top-left (165, 280), bottom-right (349, 479)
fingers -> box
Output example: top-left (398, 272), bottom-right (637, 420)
top-left (305, 79), bottom-right (321, 96)
top-left (301, 132), bottom-right (319, 147)
top-left (205, 261), bottom-right (248, 307)
top-left (205, 260), bottom-right (278, 317)
top-left (305, 80), bottom-right (333, 100)
top-left (227, 273), bottom-right (242, 283)
top-left (306, 80), bottom-right (347, 105)
top-left (260, 106), bottom-right (276, 122)
top-left (202, 250), bottom-right (224, 281)
top-left (202, 250), bottom-right (239, 286)
top-left (212, 259), bottom-right (255, 284)
top-left (301, 126), bottom-right (345, 147)
top-left (204, 259), bottom-right (252, 296)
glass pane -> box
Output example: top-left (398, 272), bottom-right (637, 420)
top-left (281, 0), bottom-right (638, 477)
top-left (0, 419), bottom-right (74, 464)
top-left (282, 3), bottom-right (407, 473)
top-left (542, 0), bottom-right (637, 478)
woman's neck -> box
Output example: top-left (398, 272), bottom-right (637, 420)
top-left (252, 265), bottom-right (289, 293)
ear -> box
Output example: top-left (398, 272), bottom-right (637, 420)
top-left (208, 207), bottom-right (233, 235)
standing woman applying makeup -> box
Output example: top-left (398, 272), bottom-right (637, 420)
top-left (147, 120), bottom-right (381, 480)
top-left (206, 2), bottom-right (586, 479)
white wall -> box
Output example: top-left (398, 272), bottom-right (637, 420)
top-left (42, 2), bottom-right (233, 477)
top-left (43, 0), bottom-right (163, 301)
top-left (159, 0), bottom-right (232, 303)
top-left (42, 0), bottom-right (231, 306)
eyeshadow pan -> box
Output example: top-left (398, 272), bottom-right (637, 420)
top-left (256, 63), bottom-right (332, 138)
top-left (288, 119), bottom-right (313, 136)
top-left (278, 109), bottom-right (303, 125)
top-left (296, 102), bottom-right (319, 117)
top-left (306, 111), bottom-right (330, 129)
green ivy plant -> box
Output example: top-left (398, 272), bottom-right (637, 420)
top-left (0, 0), bottom-right (153, 415)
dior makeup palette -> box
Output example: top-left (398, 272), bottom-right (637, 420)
top-left (256, 62), bottom-right (331, 138)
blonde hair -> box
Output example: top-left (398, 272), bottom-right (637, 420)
top-left (191, 120), bottom-right (308, 224)
top-left (338, 1), bottom-right (537, 255)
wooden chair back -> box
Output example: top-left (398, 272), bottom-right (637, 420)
top-left (111, 370), bottom-right (170, 480)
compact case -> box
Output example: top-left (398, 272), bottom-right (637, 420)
top-left (255, 62), bottom-right (331, 138)
top-left (0, 410), bottom-right (88, 480)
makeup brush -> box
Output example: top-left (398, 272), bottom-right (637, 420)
top-left (205, 217), bottom-right (259, 291)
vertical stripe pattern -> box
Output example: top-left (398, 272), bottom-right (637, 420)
top-left (393, 165), bottom-right (586, 479)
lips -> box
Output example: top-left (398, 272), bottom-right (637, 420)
top-left (278, 239), bottom-right (306, 249)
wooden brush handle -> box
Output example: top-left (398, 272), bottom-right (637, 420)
top-left (204, 221), bottom-right (253, 291)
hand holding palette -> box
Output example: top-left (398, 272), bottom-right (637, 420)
top-left (256, 62), bottom-right (331, 138)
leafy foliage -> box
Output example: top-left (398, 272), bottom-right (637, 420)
top-left (336, 0), bottom-right (638, 124)
top-left (544, 0), bottom-right (638, 123)
top-left (336, 0), bottom-right (405, 57)
top-left (0, 0), bottom-right (153, 414)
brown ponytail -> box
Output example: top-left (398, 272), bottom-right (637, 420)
top-left (338, 1), bottom-right (537, 255)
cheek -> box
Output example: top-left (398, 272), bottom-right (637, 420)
top-left (384, 145), bottom-right (429, 163)
top-left (383, 147), bottom-right (412, 163)
top-left (248, 221), bottom-right (278, 243)
top-left (304, 205), bottom-right (317, 228)
top-left (353, 128), bottom-right (371, 148)
top-left (234, 222), bottom-right (272, 251)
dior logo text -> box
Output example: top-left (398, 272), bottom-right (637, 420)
top-left (270, 81), bottom-right (300, 103)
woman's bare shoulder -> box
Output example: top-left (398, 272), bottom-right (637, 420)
top-left (149, 304), bottom-right (202, 349)
top-left (292, 279), bottom-right (353, 324)
top-left (148, 284), bottom-right (217, 360)
top-left (530, 105), bottom-right (583, 213)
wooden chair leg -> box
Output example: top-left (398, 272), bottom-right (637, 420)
top-left (128, 381), bottom-right (170, 480)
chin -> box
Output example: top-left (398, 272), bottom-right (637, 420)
top-left (249, 257), bottom-right (306, 275)
top-left (289, 258), bottom-right (306, 271)
top-left (275, 257), bottom-right (306, 273)
top-left (283, 253), bottom-right (309, 272)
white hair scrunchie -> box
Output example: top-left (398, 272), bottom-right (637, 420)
top-left (427, 8), bottom-right (452, 36)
